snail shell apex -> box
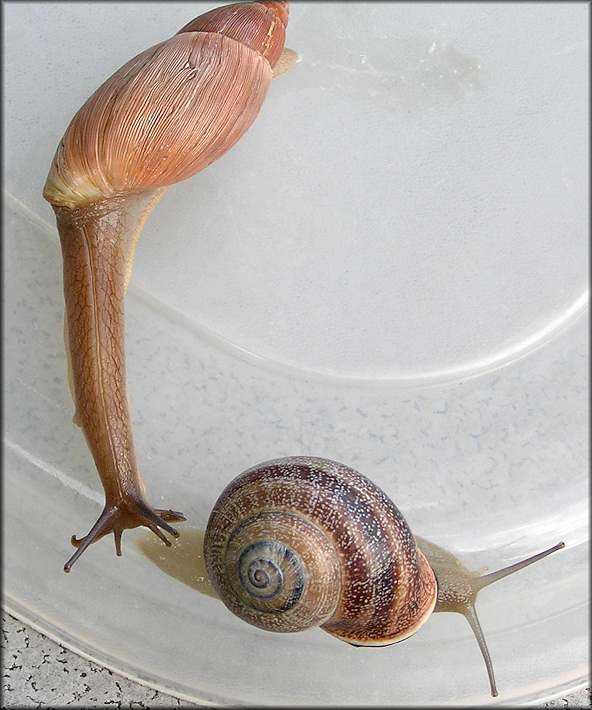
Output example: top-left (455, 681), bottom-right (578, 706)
top-left (204, 456), bottom-right (437, 645)
top-left (177, 1), bottom-right (289, 67)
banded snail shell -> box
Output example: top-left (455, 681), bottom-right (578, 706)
top-left (204, 456), bottom-right (437, 645)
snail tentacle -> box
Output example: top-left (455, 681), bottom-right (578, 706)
top-left (418, 537), bottom-right (566, 697)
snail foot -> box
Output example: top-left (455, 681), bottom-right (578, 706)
top-left (64, 499), bottom-right (185, 572)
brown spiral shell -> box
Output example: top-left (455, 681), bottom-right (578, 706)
top-left (204, 456), bottom-right (437, 645)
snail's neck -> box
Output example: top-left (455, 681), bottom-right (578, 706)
top-left (55, 188), bottom-right (165, 502)
top-left (54, 187), bottom-right (168, 291)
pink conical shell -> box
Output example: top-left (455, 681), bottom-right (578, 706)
top-left (43, 2), bottom-right (290, 208)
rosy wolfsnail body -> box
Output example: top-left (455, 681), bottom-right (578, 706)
top-left (43, 1), bottom-right (296, 571)
top-left (204, 456), bottom-right (565, 697)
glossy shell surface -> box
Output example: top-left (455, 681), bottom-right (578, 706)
top-left (204, 456), bottom-right (437, 644)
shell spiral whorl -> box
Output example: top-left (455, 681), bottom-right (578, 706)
top-left (204, 456), bottom-right (437, 644)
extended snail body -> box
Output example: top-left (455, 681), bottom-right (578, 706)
top-left (204, 456), bottom-right (565, 697)
top-left (43, 2), bottom-right (296, 571)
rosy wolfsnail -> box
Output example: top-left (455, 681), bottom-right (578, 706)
top-left (204, 456), bottom-right (565, 697)
top-left (43, 1), bottom-right (297, 571)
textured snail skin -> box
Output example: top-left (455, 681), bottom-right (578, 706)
top-left (417, 535), bottom-right (565, 697)
top-left (42, 2), bottom-right (295, 571)
top-left (204, 456), bottom-right (438, 645)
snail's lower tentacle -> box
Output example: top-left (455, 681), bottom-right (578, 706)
top-left (65, 506), bottom-right (118, 571)
top-left (64, 501), bottom-right (186, 572)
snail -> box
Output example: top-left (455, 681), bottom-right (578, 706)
top-left (42, 1), bottom-right (297, 572)
top-left (204, 456), bottom-right (565, 697)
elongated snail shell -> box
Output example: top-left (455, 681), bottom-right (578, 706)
top-left (42, 2), bottom-right (295, 571)
top-left (204, 456), bottom-right (438, 644)
top-left (44, 2), bottom-right (290, 208)
top-left (204, 456), bottom-right (565, 697)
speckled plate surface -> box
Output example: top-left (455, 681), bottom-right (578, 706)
top-left (4, 3), bottom-right (589, 706)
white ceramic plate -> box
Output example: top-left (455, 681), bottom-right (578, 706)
top-left (4, 2), bottom-right (589, 706)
